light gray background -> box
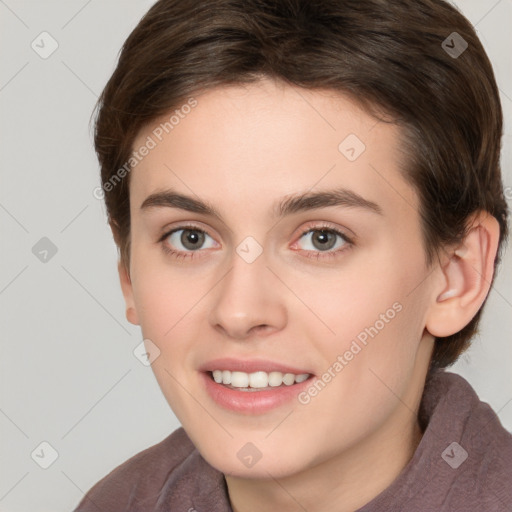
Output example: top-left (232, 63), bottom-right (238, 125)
top-left (0, 1), bottom-right (511, 510)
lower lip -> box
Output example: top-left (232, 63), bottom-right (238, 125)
top-left (200, 371), bottom-right (314, 414)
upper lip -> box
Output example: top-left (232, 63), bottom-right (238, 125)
top-left (198, 357), bottom-right (313, 375)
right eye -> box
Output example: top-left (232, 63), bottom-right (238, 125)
top-left (160, 225), bottom-right (218, 259)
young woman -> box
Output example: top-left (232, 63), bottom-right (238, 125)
top-left (75, 0), bottom-right (511, 510)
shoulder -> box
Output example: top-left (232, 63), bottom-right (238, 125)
top-left (360, 369), bottom-right (512, 511)
top-left (424, 369), bottom-right (512, 509)
top-left (445, 371), bottom-right (512, 508)
top-left (73, 427), bottom-right (197, 511)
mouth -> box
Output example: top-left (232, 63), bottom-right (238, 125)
top-left (199, 360), bottom-right (315, 414)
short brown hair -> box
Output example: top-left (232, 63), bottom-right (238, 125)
top-left (93, 0), bottom-right (509, 369)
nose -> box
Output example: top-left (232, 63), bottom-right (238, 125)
top-left (208, 249), bottom-right (287, 340)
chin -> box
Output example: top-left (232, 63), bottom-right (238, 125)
top-left (198, 442), bottom-right (311, 480)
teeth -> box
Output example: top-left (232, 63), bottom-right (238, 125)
top-left (222, 370), bottom-right (231, 385)
top-left (211, 369), bottom-right (310, 388)
top-left (231, 371), bottom-right (249, 388)
top-left (249, 371), bottom-right (268, 388)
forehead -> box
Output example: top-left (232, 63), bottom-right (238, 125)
top-left (129, 79), bottom-right (417, 219)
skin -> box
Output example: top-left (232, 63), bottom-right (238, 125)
top-left (117, 77), bottom-right (499, 512)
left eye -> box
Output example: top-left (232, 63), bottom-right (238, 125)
top-left (165, 228), bottom-right (217, 251)
top-left (297, 228), bottom-right (349, 252)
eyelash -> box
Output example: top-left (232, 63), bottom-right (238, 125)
top-left (158, 222), bottom-right (354, 261)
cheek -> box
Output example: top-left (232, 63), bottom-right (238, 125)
top-left (131, 263), bottom-right (203, 415)
top-left (296, 247), bottom-right (427, 376)
top-left (291, 259), bottom-right (406, 342)
top-left (130, 248), bottom-right (208, 337)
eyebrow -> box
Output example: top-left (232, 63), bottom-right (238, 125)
top-left (140, 187), bottom-right (383, 219)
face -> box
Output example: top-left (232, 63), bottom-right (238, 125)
top-left (122, 78), bottom-right (436, 479)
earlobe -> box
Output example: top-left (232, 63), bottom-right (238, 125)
top-left (117, 260), bottom-right (140, 326)
top-left (426, 212), bottom-right (499, 338)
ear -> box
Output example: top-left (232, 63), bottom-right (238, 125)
top-left (110, 220), bottom-right (139, 326)
top-left (425, 211), bottom-right (500, 337)
top-left (118, 260), bottom-right (140, 325)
